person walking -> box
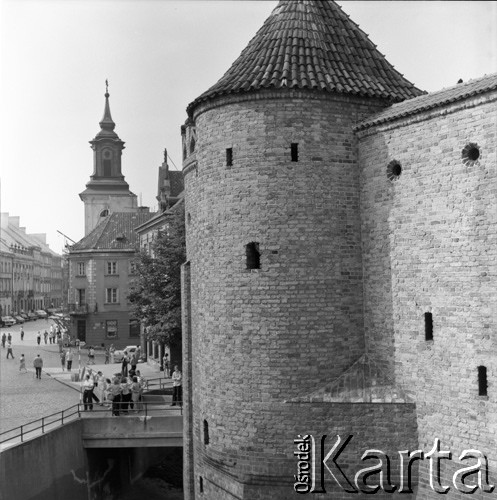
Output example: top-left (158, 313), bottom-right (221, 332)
top-left (19, 354), bottom-right (27, 373)
top-left (82, 374), bottom-right (94, 411)
top-left (104, 346), bottom-right (110, 364)
top-left (171, 365), bottom-right (182, 406)
top-left (43, 330), bottom-right (48, 344)
top-left (20, 326), bottom-right (24, 342)
top-left (121, 354), bottom-right (129, 378)
top-left (6, 341), bottom-right (14, 359)
top-left (120, 377), bottom-right (131, 413)
top-left (130, 352), bottom-right (137, 372)
top-left (66, 349), bottom-right (74, 371)
top-left (87, 369), bottom-right (100, 405)
top-left (60, 350), bottom-right (66, 371)
top-left (88, 346), bottom-right (95, 365)
top-left (109, 344), bottom-right (115, 363)
top-left (33, 354), bottom-right (43, 378)
top-left (36, 331), bottom-right (41, 345)
top-left (7, 332), bottom-right (12, 343)
top-left (1, 332), bottom-right (6, 348)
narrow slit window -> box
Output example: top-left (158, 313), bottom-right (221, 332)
top-left (199, 476), bottom-right (204, 493)
top-left (478, 366), bottom-right (488, 396)
top-left (226, 148), bottom-right (233, 167)
top-left (203, 419), bottom-right (209, 445)
top-left (103, 159), bottom-right (111, 176)
top-left (291, 143), bottom-right (299, 162)
top-left (424, 312), bottom-right (433, 341)
top-left (246, 242), bottom-right (260, 270)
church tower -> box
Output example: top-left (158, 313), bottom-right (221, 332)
top-left (79, 82), bottom-right (137, 235)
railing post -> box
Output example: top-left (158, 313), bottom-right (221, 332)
top-left (61, 409), bottom-right (64, 425)
top-left (21, 426), bottom-right (24, 442)
top-left (42, 417), bottom-right (45, 434)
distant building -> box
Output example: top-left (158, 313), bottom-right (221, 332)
top-left (67, 209), bottom-right (153, 347)
top-left (0, 212), bottom-right (63, 316)
top-left (79, 85), bottom-right (138, 236)
top-left (134, 149), bottom-right (184, 367)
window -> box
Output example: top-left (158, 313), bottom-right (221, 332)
top-left (106, 320), bottom-right (118, 339)
top-left (106, 261), bottom-right (118, 275)
top-left (77, 289), bottom-right (86, 305)
top-left (291, 143), bottom-right (299, 162)
top-left (246, 242), bottom-right (260, 270)
top-left (478, 366), bottom-right (488, 396)
top-left (226, 148), bottom-right (233, 167)
top-left (129, 318), bottom-right (140, 338)
top-left (100, 209), bottom-right (109, 217)
top-left (203, 419), bottom-right (210, 445)
top-left (103, 159), bottom-right (111, 176)
top-left (199, 476), bottom-right (204, 493)
top-left (105, 288), bottom-right (119, 304)
top-left (77, 262), bottom-right (86, 276)
top-left (129, 261), bottom-right (137, 275)
top-left (424, 312), bottom-right (433, 341)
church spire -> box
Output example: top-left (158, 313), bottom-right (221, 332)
top-left (99, 79), bottom-right (115, 131)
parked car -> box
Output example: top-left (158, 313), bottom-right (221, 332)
top-left (27, 312), bottom-right (38, 321)
top-left (14, 315), bottom-right (25, 324)
top-left (1, 316), bottom-right (17, 327)
top-left (113, 345), bottom-right (140, 363)
top-left (35, 310), bottom-right (48, 319)
top-left (19, 313), bottom-right (29, 321)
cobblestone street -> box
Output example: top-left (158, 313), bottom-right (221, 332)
top-left (0, 319), bottom-right (80, 433)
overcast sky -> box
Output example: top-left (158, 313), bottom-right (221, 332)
top-left (1, 1), bottom-right (496, 253)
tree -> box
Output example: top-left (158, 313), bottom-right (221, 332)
top-left (128, 204), bottom-right (185, 348)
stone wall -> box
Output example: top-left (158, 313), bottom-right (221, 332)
top-left (358, 91), bottom-right (497, 498)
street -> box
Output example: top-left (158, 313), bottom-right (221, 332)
top-left (0, 319), bottom-right (80, 434)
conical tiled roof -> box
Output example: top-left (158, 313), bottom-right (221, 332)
top-left (188, 0), bottom-right (424, 114)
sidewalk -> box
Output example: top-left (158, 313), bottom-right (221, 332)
top-left (43, 360), bottom-right (170, 392)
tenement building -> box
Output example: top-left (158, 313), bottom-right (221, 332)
top-left (0, 212), bottom-right (63, 316)
top-left (181, 1), bottom-right (496, 499)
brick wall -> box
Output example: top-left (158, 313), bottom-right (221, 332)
top-left (358, 91), bottom-right (497, 498)
top-left (183, 89), bottom-right (391, 498)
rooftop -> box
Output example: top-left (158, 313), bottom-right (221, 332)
top-left (188, 0), bottom-right (424, 114)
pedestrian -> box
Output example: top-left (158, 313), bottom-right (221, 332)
top-left (109, 344), bottom-right (115, 363)
top-left (60, 350), bottom-right (66, 371)
top-left (43, 330), bottom-right (48, 344)
top-left (120, 377), bottom-right (131, 413)
top-left (109, 378), bottom-right (122, 416)
top-left (121, 354), bottom-right (129, 377)
top-left (36, 331), bottom-right (41, 345)
top-left (6, 341), bottom-right (14, 359)
top-left (1, 332), bottom-right (6, 348)
top-left (57, 336), bottom-right (63, 353)
top-left (66, 349), bottom-right (74, 371)
top-left (163, 353), bottom-right (170, 377)
top-left (131, 376), bottom-right (141, 412)
top-left (20, 326), bottom-right (24, 342)
top-left (82, 374), bottom-right (94, 411)
top-left (104, 345), bottom-right (110, 364)
top-left (95, 372), bottom-right (106, 406)
top-left (130, 352), bottom-right (137, 372)
top-left (7, 332), bottom-right (12, 343)
top-left (88, 346), bottom-right (95, 365)
top-left (19, 354), bottom-right (27, 373)
top-left (33, 354), bottom-right (43, 378)
top-left (171, 365), bottom-right (182, 406)
top-left (87, 369), bottom-right (100, 405)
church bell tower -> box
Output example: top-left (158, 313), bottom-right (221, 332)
top-left (79, 81), bottom-right (137, 235)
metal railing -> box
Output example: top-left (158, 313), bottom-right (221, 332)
top-left (0, 398), bottom-right (181, 448)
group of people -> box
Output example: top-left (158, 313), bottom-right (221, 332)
top-left (17, 353), bottom-right (44, 378)
top-left (35, 325), bottom-right (62, 345)
top-left (81, 367), bottom-right (146, 415)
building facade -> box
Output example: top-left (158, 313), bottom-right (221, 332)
top-left (67, 210), bottom-right (153, 347)
top-left (0, 212), bottom-right (63, 316)
top-left (135, 149), bottom-right (184, 368)
top-left (181, 2), bottom-right (496, 499)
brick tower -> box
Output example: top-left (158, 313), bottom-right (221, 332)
top-left (182, 2), bottom-right (423, 498)
top-left (79, 83), bottom-right (137, 235)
